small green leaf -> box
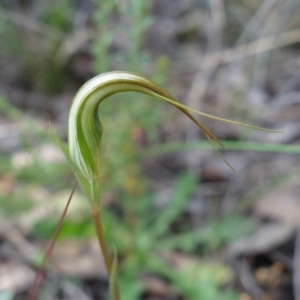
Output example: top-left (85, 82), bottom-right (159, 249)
top-left (49, 122), bottom-right (69, 160)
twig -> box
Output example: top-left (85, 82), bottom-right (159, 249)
top-left (202, 28), bottom-right (300, 68)
top-left (238, 258), bottom-right (265, 299)
top-left (171, 28), bottom-right (300, 73)
top-left (207, 0), bottom-right (225, 50)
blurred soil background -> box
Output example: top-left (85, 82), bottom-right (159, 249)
top-left (0, 0), bottom-right (300, 299)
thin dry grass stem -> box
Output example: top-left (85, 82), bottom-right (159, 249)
top-left (207, 0), bottom-right (225, 50)
top-left (174, 28), bottom-right (300, 73)
top-left (26, 183), bottom-right (77, 300)
top-left (236, 0), bottom-right (278, 45)
top-left (204, 29), bottom-right (300, 68)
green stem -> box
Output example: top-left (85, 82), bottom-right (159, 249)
top-left (91, 207), bottom-right (112, 275)
top-left (91, 207), bottom-right (121, 300)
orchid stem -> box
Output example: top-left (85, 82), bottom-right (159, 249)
top-left (91, 207), bottom-right (121, 300)
top-left (91, 207), bottom-right (112, 275)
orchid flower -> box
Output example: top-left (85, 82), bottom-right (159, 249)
top-left (54, 71), bottom-right (281, 300)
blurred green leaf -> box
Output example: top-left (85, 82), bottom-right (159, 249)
top-left (150, 172), bottom-right (197, 236)
top-left (0, 95), bottom-right (21, 120)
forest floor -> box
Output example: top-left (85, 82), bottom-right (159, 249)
top-left (0, 1), bottom-right (300, 300)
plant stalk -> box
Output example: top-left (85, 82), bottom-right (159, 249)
top-left (91, 207), bottom-right (120, 300)
top-left (91, 207), bottom-right (112, 275)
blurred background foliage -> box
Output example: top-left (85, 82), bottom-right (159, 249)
top-left (0, 0), bottom-right (300, 300)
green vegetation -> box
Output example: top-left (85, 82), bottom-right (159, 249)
top-left (0, 1), bottom-right (299, 300)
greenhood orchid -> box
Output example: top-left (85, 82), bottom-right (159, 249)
top-left (64, 71), bottom-right (280, 205)
top-left (53, 71), bottom-right (282, 300)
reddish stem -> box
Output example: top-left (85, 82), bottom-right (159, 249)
top-left (26, 183), bottom-right (77, 300)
